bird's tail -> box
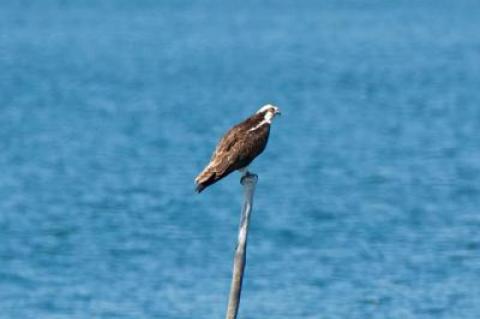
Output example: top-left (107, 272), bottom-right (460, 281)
top-left (195, 166), bottom-right (216, 193)
top-left (195, 183), bottom-right (207, 193)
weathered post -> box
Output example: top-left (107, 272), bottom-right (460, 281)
top-left (225, 173), bottom-right (258, 319)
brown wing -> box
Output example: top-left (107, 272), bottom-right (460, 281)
top-left (195, 123), bottom-right (270, 192)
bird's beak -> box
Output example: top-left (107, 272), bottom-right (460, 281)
top-left (276, 109), bottom-right (282, 116)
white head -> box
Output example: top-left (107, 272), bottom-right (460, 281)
top-left (256, 104), bottom-right (281, 123)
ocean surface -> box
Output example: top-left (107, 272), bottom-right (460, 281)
top-left (1, 1), bottom-right (480, 318)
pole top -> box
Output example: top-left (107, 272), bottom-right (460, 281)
top-left (240, 173), bottom-right (258, 187)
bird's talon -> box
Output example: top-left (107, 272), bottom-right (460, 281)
top-left (241, 172), bottom-right (258, 185)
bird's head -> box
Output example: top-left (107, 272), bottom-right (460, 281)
top-left (256, 104), bottom-right (281, 123)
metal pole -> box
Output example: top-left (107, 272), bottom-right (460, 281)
top-left (225, 173), bottom-right (258, 319)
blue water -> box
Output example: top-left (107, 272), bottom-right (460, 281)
top-left (1, 1), bottom-right (480, 318)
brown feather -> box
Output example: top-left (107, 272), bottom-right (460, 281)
top-left (195, 111), bottom-right (270, 192)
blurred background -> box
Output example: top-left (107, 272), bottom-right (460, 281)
top-left (1, 0), bottom-right (480, 318)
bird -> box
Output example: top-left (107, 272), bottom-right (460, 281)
top-left (195, 104), bottom-right (281, 193)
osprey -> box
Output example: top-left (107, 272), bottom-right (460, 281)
top-left (195, 104), bottom-right (281, 193)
